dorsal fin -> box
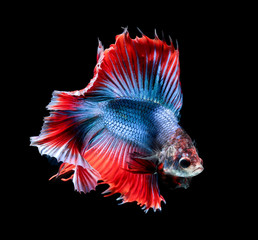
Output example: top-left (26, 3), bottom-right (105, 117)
top-left (82, 29), bottom-right (183, 118)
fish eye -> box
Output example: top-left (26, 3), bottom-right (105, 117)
top-left (179, 158), bottom-right (191, 168)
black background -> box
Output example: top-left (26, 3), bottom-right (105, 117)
top-left (13, 3), bottom-right (244, 237)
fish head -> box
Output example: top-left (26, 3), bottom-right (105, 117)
top-left (159, 128), bottom-right (204, 177)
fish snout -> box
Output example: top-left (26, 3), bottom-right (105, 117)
top-left (193, 165), bottom-right (204, 176)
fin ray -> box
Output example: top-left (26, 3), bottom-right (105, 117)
top-left (84, 130), bottom-right (164, 211)
top-left (81, 31), bottom-right (182, 118)
top-left (30, 91), bottom-right (102, 192)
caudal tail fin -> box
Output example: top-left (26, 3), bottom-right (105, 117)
top-left (30, 90), bottom-right (104, 193)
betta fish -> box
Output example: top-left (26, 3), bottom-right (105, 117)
top-left (30, 29), bottom-right (204, 212)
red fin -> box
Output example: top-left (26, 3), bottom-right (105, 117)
top-left (49, 163), bottom-right (100, 193)
top-left (30, 91), bottom-right (101, 168)
top-left (49, 163), bottom-right (75, 181)
top-left (73, 165), bottom-right (101, 193)
top-left (31, 91), bottom-right (102, 192)
top-left (82, 29), bottom-right (182, 117)
top-left (84, 130), bottom-right (165, 212)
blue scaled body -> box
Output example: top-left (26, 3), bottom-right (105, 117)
top-left (101, 97), bottom-right (179, 152)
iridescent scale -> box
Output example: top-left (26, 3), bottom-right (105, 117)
top-left (101, 98), bottom-right (179, 150)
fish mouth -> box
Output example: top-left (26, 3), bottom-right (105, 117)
top-left (193, 166), bottom-right (204, 174)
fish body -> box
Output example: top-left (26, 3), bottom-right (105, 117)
top-left (31, 29), bottom-right (203, 212)
top-left (101, 98), bottom-right (179, 151)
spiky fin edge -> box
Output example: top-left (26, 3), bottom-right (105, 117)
top-left (78, 28), bottom-right (182, 118)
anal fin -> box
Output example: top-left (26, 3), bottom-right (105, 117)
top-left (73, 165), bottom-right (101, 193)
top-left (84, 130), bottom-right (165, 211)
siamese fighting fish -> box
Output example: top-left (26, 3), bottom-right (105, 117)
top-left (30, 29), bottom-right (204, 213)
